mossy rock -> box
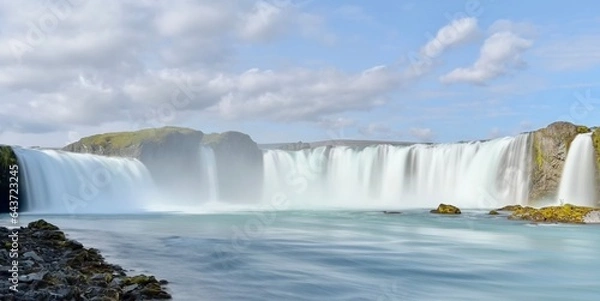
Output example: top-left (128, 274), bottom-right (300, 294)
top-left (488, 210), bottom-right (499, 215)
top-left (593, 128), bottom-right (600, 174)
top-left (42, 273), bottom-right (67, 286)
top-left (140, 282), bottom-right (172, 299)
top-left (1, 146), bottom-right (20, 213)
top-left (496, 205), bottom-right (524, 211)
top-left (68, 249), bottom-right (104, 267)
top-left (533, 140), bottom-right (544, 169)
top-left (508, 204), bottom-right (600, 224)
top-left (59, 239), bottom-right (84, 250)
top-left (122, 274), bottom-right (157, 286)
top-left (200, 131), bottom-right (256, 148)
top-left (430, 204), bottom-right (461, 214)
top-left (0, 145), bottom-right (18, 166)
top-left (43, 231), bottom-right (67, 242)
top-left (576, 126), bottom-right (591, 133)
top-left (28, 219), bottom-right (60, 231)
top-left (97, 289), bottom-right (119, 300)
top-left (201, 133), bottom-right (226, 146)
top-left (566, 124), bottom-right (591, 152)
top-left (77, 126), bottom-right (197, 149)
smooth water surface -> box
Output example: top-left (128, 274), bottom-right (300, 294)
top-left (6, 211), bottom-right (600, 301)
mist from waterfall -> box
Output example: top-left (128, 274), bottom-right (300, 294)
top-left (262, 134), bottom-right (532, 209)
top-left (199, 146), bottom-right (219, 201)
top-left (12, 133), bottom-right (574, 212)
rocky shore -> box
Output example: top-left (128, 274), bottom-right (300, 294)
top-left (1, 220), bottom-right (171, 300)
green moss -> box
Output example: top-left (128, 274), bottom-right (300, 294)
top-left (77, 127), bottom-right (197, 149)
top-left (201, 133), bottom-right (224, 146)
top-left (28, 219), bottom-right (60, 231)
top-left (509, 204), bottom-right (600, 223)
top-left (430, 203), bottom-right (461, 214)
top-left (576, 126), bottom-right (591, 133)
top-left (496, 204), bottom-right (524, 211)
top-left (534, 140), bottom-right (544, 169)
top-left (593, 128), bottom-right (600, 173)
top-left (0, 146), bottom-right (17, 166)
top-left (104, 273), bottom-right (113, 284)
top-left (122, 274), bottom-right (157, 286)
top-left (140, 282), bottom-right (171, 299)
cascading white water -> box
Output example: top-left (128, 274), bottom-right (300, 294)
top-left (13, 147), bottom-right (155, 214)
top-left (199, 146), bottom-right (219, 201)
top-left (557, 133), bottom-right (597, 207)
top-left (12, 134), bottom-right (536, 213)
top-left (263, 134), bottom-right (532, 209)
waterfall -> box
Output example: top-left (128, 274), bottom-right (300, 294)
top-left (262, 134), bottom-right (532, 209)
top-left (557, 133), bottom-right (597, 207)
top-left (11, 133), bottom-right (538, 212)
top-left (13, 147), bottom-right (155, 214)
top-left (199, 146), bottom-right (219, 201)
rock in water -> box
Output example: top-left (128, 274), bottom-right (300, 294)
top-left (508, 204), bottom-right (600, 224)
top-left (488, 210), bottom-right (499, 215)
top-left (496, 205), bottom-right (524, 211)
top-left (430, 204), bottom-right (461, 214)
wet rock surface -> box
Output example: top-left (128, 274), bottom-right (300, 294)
top-left (430, 204), bottom-right (461, 214)
top-left (507, 204), bottom-right (600, 224)
top-left (529, 122), bottom-right (585, 202)
top-left (0, 220), bottom-right (171, 300)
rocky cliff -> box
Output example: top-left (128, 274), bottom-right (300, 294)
top-left (0, 145), bottom-right (19, 213)
top-left (63, 127), bottom-right (264, 202)
top-left (63, 127), bottom-right (205, 199)
top-left (593, 128), bottom-right (600, 174)
top-left (202, 131), bottom-right (263, 202)
top-left (592, 127), bottom-right (600, 203)
top-left (529, 121), bottom-right (596, 202)
top-left (63, 127), bottom-right (203, 158)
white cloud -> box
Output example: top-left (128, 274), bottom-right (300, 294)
top-left (0, 0), bottom-right (350, 134)
top-left (154, 2), bottom-right (234, 37)
top-left (440, 31), bottom-right (533, 85)
top-left (488, 20), bottom-right (537, 37)
top-left (0, 2), bottom-right (500, 145)
top-left (239, 1), bottom-right (289, 42)
top-left (420, 17), bottom-right (479, 58)
top-left (409, 127), bottom-right (434, 142)
top-left (213, 65), bottom-right (400, 121)
top-left (358, 123), bottom-right (401, 139)
top-left (318, 117), bottom-right (357, 129)
top-left (406, 17), bottom-right (479, 77)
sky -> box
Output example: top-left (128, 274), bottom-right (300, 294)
top-left (0, 0), bottom-right (599, 147)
